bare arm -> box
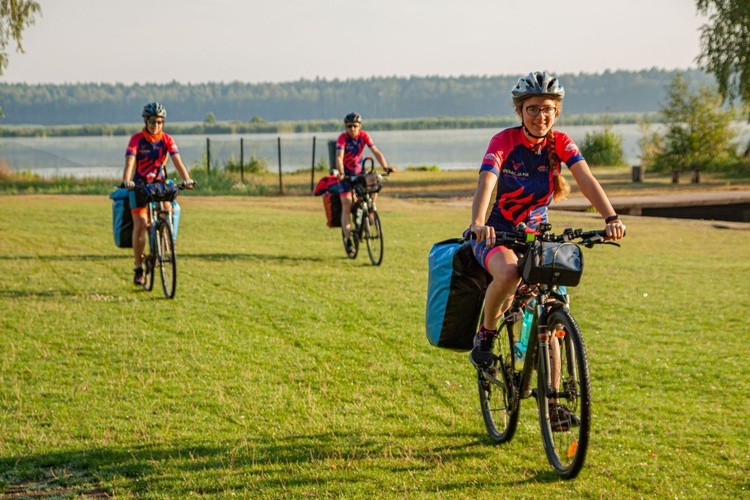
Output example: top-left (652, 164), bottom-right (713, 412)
top-left (335, 149), bottom-right (345, 179)
top-left (169, 153), bottom-right (192, 183)
top-left (369, 145), bottom-right (395, 172)
top-left (123, 155), bottom-right (136, 184)
top-left (569, 159), bottom-right (626, 239)
top-left (470, 171), bottom-right (498, 245)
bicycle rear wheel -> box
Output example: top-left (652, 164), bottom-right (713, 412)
top-left (363, 210), bottom-right (383, 266)
top-left (477, 320), bottom-right (519, 443)
top-left (157, 221), bottom-right (177, 299)
top-left (537, 308), bottom-right (590, 479)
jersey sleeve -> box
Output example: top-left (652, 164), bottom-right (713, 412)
top-left (336, 133), bottom-right (347, 150)
top-left (478, 133), bottom-right (507, 177)
top-left (555, 131), bottom-right (584, 167)
top-left (163, 133), bottom-right (179, 155)
top-left (125, 134), bottom-right (140, 157)
top-left (362, 130), bottom-right (374, 148)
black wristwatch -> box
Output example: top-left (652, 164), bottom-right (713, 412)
top-left (605, 214), bottom-right (621, 224)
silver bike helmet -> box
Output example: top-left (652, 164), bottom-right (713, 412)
top-left (511, 72), bottom-right (565, 104)
top-left (142, 101), bottom-right (167, 120)
top-left (344, 112), bottom-right (362, 124)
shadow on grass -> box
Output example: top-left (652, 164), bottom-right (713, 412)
top-left (0, 430), bottom-right (563, 496)
top-left (0, 252), bottom-right (332, 263)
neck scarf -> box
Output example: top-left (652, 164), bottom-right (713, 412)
top-left (142, 127), bottom-right (163, 143)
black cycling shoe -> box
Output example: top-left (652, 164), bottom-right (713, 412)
top-left (469, 326), bottom-right (497, 369)
top-left (549, 402), bottom-right (581, 432)
top-left (133, 267), bottom-right (145, 286)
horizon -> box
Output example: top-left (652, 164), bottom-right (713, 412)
top-left (1, 66), bottom-right (705, 87)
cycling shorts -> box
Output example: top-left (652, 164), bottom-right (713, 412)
top-left (470, 240), bottom-right (506, 271)
top-left (338, 178), bottom-right (354, 196)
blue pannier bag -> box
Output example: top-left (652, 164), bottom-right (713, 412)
top-left (109, 188), bottom-right (133, 248)
top-left (425, 238), bottom-right (492, 351)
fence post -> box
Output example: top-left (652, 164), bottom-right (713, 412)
top-left (310, 136), bottom-right (316, 192)
top-left (240, 138), bottom-right (245, 184)
top-left (327, 140), bottom-right (337, 174)
top-left (206, 138), bottom-right (211, 177)
top-left (631, 165), bottom-right (644, 183)
top-left (277, 136), bottom-right (285, 195)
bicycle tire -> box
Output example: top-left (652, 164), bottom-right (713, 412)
top-left (342, 210), bottom-right (359, 259)
top-left (157, 221), bottom-right (177, 299)
top-left (143, 228), bottom-right (155, 292)
top-left (364, 210), bottom-right (383, 266)
top-left (537, 308), bottom-right (590, 479)
top-left (477, 320), bottom-right (520, 443)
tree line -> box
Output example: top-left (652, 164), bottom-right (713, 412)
top-left (0, 69), bottom-right (715, 126)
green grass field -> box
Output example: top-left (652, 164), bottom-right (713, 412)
top-left (0, 194), bottom-right (748, 498)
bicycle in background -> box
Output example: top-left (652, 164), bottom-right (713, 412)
top-left (475, 223), bottom-right (622, 479)
top-left (342, 157), bottom-right (389, 266)
top-left (138, 182), bottom-right (186, 299)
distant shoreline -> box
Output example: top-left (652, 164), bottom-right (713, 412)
top-left (0, 113), bottom-right (659, 138)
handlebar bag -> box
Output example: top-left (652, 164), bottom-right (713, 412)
top-left (426, 239), bottom-right (492, 351)
top-left (520, 241), bottom-right (584, 287)
top-left (363, 172), bottom-right (382, 193)
top-left (143, 182), bottom-right (179, 202)
top-left (109, 188), bottom-right (133, 248)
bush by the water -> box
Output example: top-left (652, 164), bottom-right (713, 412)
top-left (579, 125), bottom-right (626, 167)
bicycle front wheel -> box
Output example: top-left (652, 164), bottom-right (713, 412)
top-left (363, 210), bottom-right (383, 266)
top-left (478, 321), bottom-right (519, 443)
top-left (537, 308), bottom-right (590, 479)
top-left (143, 228), bottom-right (155, 292)
top-left (157, 221), bottom-right (177, 299)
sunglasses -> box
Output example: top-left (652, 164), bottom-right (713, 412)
top-left (346, 124), bottom-right (360, 129)
top-left (148, 119), bottom-right (164, 125)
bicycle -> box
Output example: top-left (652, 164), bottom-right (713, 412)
top-left (475, 222), bottom-right (621, 479)
top-left (341, 157), bottom-right (389, 266)
top-left (137, 182), bottom-right (186, 299)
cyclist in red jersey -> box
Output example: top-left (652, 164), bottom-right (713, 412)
top-left (122, 102), bottom-right (195, 285)
top-left (335, 112), bottom-right (396, 252)
top-left (467, 72), bottom-right (626, 372)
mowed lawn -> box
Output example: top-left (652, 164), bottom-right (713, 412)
top-left (0, 194), bottom-right (748, 498)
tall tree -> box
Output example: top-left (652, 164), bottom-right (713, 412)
top-left (696, 0), bottom-right (750, 153)
top-left (0, 0), bottom-right (41, 76)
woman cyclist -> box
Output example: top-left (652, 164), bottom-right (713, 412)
top-left (122, 102), bottom-right (195, 285)
top-left (467, 72), bottom-right (626, 424)
top-left (335, 112), bottom-right (396, 253)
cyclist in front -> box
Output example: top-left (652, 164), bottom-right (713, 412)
top-left (122, 102), bottom-right (195, 286)
top-left (467, 72), bottom-right (626, 424)
top-left (335, 112), bottom-right (396, 253)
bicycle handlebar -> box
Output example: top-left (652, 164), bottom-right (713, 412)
top-left (477, 224), bottom-right (623, 251)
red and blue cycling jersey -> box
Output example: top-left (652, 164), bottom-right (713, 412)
top-left (336, 130), bottom-right (374, 176)
top-left (481, 126), bottom-right (584, 232)
top-left (125, 130), bottom-right (179, 184)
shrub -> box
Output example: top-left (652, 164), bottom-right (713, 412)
top-left (579, 125), bottom-right (626, 167)
top-left (223, 154), bottom-right (270, 174)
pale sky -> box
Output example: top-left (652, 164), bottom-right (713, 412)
top-left (3, 0), bottom-right (706, 85)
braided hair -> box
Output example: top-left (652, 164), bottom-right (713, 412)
top-left (546, 131), bottom-right (571, 202)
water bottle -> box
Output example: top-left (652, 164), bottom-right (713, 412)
top-left (171, 200), bottom-right (181, 242)
top-left (513, 299), bottom-right (536, 370)
top-left (355, 206), bottom-right (363, 225)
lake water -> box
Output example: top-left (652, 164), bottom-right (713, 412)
top-left (2, 123), bottom-right (749, 178)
